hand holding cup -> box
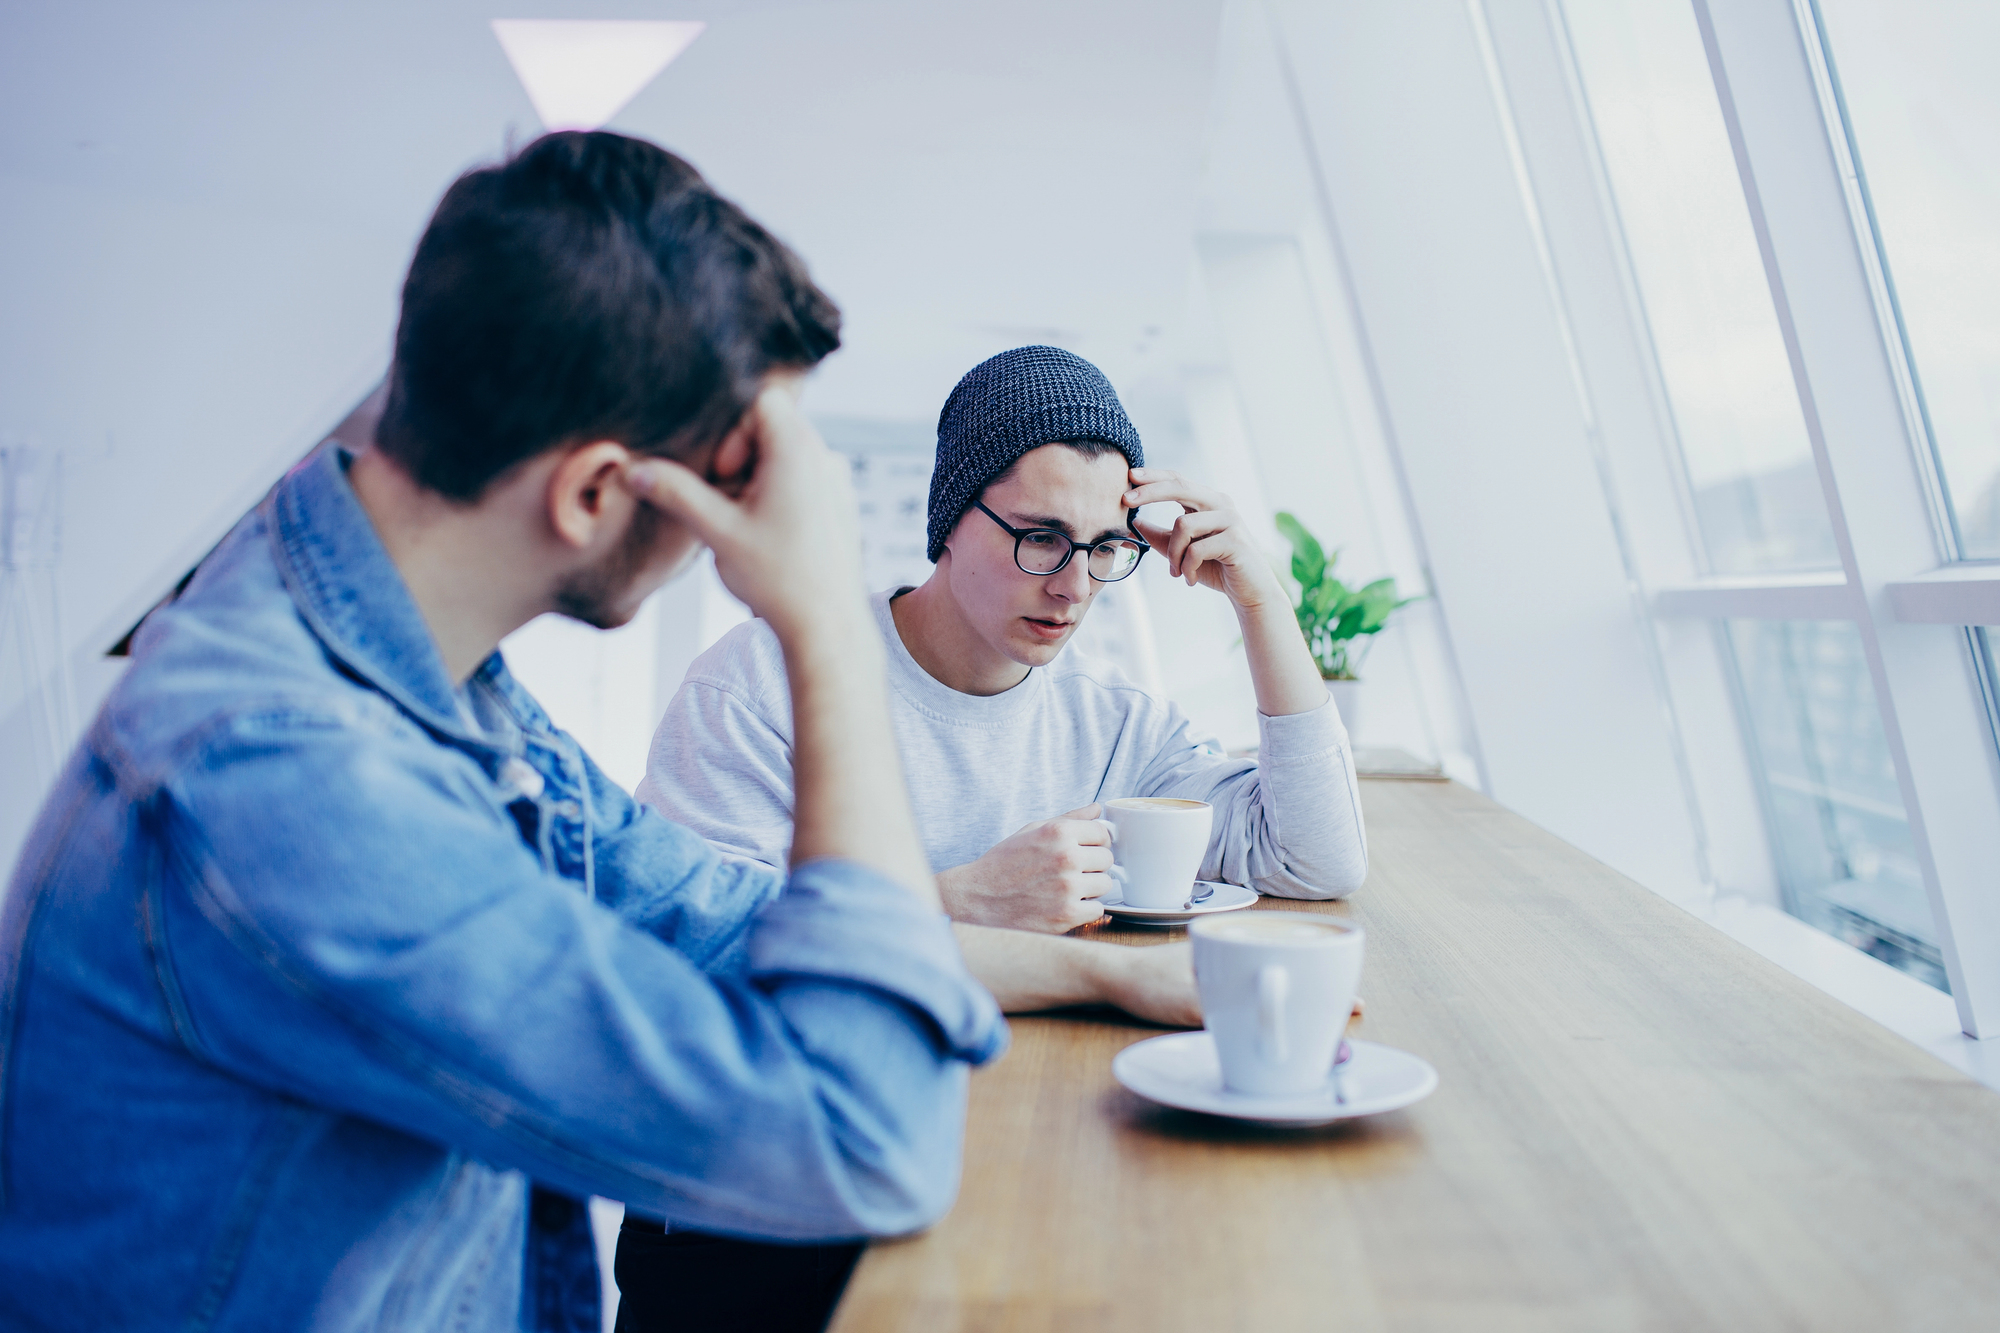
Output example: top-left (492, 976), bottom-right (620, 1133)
top-left (941, 805), bottom-right (1113, 933)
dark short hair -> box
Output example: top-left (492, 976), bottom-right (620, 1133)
top-left (376, 131), bottom-right (841, 500)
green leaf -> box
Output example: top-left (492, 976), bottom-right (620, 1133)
top-left (1355, 580), bottom-right (1397, 632)
top-left (1274, 512), bottom-right (1326, 595)
top-left (1331, 603), bottom-right (1369, 642)
top-left (1275, 512), bottom-right (1418, 658)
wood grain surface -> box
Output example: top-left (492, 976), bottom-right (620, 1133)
top-left (828, 779), bottom-right (2000, 1332)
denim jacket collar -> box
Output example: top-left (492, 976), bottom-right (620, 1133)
top-left (267, 443), bottom-right (499, 749)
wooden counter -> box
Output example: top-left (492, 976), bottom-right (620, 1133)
top-left (829, 779), bottom-right (2000, 1331)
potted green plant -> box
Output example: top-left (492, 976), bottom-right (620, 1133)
top-left (1275, 511), bottom-right (1418, 735)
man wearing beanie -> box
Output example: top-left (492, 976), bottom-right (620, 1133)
top-left (617, 344), bottom-right (1366, 1330)
top-left (641, 342), bottom-right (1364, 975)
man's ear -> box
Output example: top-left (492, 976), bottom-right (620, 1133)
top-left (547, 441), bottom-right (632, 551)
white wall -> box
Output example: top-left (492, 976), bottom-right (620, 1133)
top-left (1185, 0), bottom-right (1483, 777)
top-left (0, 0), bottom-right (1228, 868)
top-left (1262, 0), bottom-right (1712, 902)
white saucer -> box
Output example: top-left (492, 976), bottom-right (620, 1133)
top-left (1113, 1032), bottom-right (1438, 1126)
top-left (1100, 880), bottom-right (1258, 926)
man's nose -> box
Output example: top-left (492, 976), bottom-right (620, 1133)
top-left (1048, 555), bottom-right (1093, 603)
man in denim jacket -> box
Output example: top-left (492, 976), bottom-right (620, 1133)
top-left (0, 132), bottom-right (1006, 1332)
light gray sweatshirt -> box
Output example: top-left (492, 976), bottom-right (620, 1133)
top-left (638, 590), bottom-right (1368, 899)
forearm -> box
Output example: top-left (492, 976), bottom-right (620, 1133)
top-left (777, 614), bottom-right (937, 903)
top-left (1236, 598), bottom-right (1330, 717)
top-left (935, 864), bottom-right (976, 924)
top-left (181, 756), bottom-right (1006, 1241)
top-left (1219, 708), bottom-right (1368, 899)
top-left (951, 923), bottom-right (1108, 1012)
top-left (952, 924), bottom-right (1202, 1027)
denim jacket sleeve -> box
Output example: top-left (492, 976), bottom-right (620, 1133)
top-left (579, 745), bottom-right (781, 976)
top-left (143, 702), bottom-right (1007, 1242)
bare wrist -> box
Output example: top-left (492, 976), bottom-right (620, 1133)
top-left (768, 597), bottom-right (874, 653)
top-left (1232, 588), bottom-right (1290, 624)
top-left (935, 864), bottom-right (972, 920)
top-left (1078, 939), bottom-right (1130, 1006)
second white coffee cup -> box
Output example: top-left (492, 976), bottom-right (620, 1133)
top-left (1101, 797), bottom-right (1212, 908)
top-left (1192, 912), bottom-right (1363, 1098)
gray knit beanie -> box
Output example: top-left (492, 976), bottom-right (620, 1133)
top-left (926, 345), bottom-right (1144, 562)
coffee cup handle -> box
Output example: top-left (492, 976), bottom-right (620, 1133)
top-left (1257, 963), bottom-right (1289, 1062)
top-left (1097, 820), bottom-right (1122, 889)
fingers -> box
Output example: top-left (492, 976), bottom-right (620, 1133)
top-left (622, 457), bottom-right (739, 544)
top-left (1053, 817), bottom-right (1111, 847)
top-left (1132, 515), bottom-right (1175, 551)
top-left (703, 411), bottom-right (759, 496)
top-left (1162, 511), bottom-right (1232, 579)
top-left (1178, 533), bottom-right (1236, 587)
top-left (1125, 468), bottom-right (1229, 514)
top-left (673, 382), bottom-right (868, 631)
top-left (744, 382), bottom-right (815, 467)
top-left (1067, 845), bottom-right (1114, 875)
top-left (1054, 887), bottom-right (1107, 932)
top-left (1068, 900), bottom-right (1107, 931)
top-left (700, 383), bottom-right (832, 516)
top-left (1136, 500), bottom-right (1250, 586)
top-left (1072, 869), bottom-right (1114, 898)
top-left (1058, 803), bottom-right (1103, 820)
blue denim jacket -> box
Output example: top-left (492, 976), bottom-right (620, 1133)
top-left (0, 444), bottom-right (1007, 1332)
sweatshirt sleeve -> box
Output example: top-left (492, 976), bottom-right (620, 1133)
top-left (1134, 696), bottom-right (1368, 900)
top-left (635, 627), bottom-right (798, 872)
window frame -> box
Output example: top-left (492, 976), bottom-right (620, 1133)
top-left (1645, 0), bottom-right (2000, 1035)
top-left (1258, 0), bottom-right (1997, 1046)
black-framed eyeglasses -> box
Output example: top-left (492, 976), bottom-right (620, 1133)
top-left (973, 500), bottom-right (1149, 583)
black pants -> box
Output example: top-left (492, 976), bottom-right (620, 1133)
top-left (612, 1214), bottom-right (864, 1333)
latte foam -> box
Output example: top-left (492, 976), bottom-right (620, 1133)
top-left (1198, 916), bottom-right (1351, 944)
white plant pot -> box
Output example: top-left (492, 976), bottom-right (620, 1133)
top-left (1325, 678), bottom-right (1362, 738)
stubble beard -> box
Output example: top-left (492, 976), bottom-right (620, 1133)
top-left (551, 501), bottom-right (667, 631)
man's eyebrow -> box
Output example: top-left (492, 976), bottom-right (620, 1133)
top-left (1010, 512), bottom-right (1078, 538)
top-left (1008, 512), bottom-right (1129, 544)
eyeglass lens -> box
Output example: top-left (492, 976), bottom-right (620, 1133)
top-left (1014, 530), bottom-right (1145, 581)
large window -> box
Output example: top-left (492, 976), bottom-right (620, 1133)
top-left (1554, 0), bottom-right (2000, 1007)
top-left (1557, 0), bottom-right (1933, 973)
top-left (1560, 0), bottom-right (1835, 575)
top-left (1814, 0), bottom-right (2000, 561)
top-left (1727, 619), bottom-right (1940, 988)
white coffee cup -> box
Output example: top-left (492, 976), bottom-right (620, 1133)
top-left (1191, 912), bottom-right (1363, 1098)
top-left (1101, 797), bottom-right (1212, 909)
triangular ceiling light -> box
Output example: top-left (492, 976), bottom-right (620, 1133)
top-left (492, 19), bottom-right (704, 131)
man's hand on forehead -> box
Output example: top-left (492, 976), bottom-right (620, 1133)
top-left (619, 385), bottom-right (860, 638)
top-left (1122, 467), bottom-right (1287, 608)
top-left (702, 418), bottom-right (757, 499)
top-left (697, 371), bottom-right (808, 499)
